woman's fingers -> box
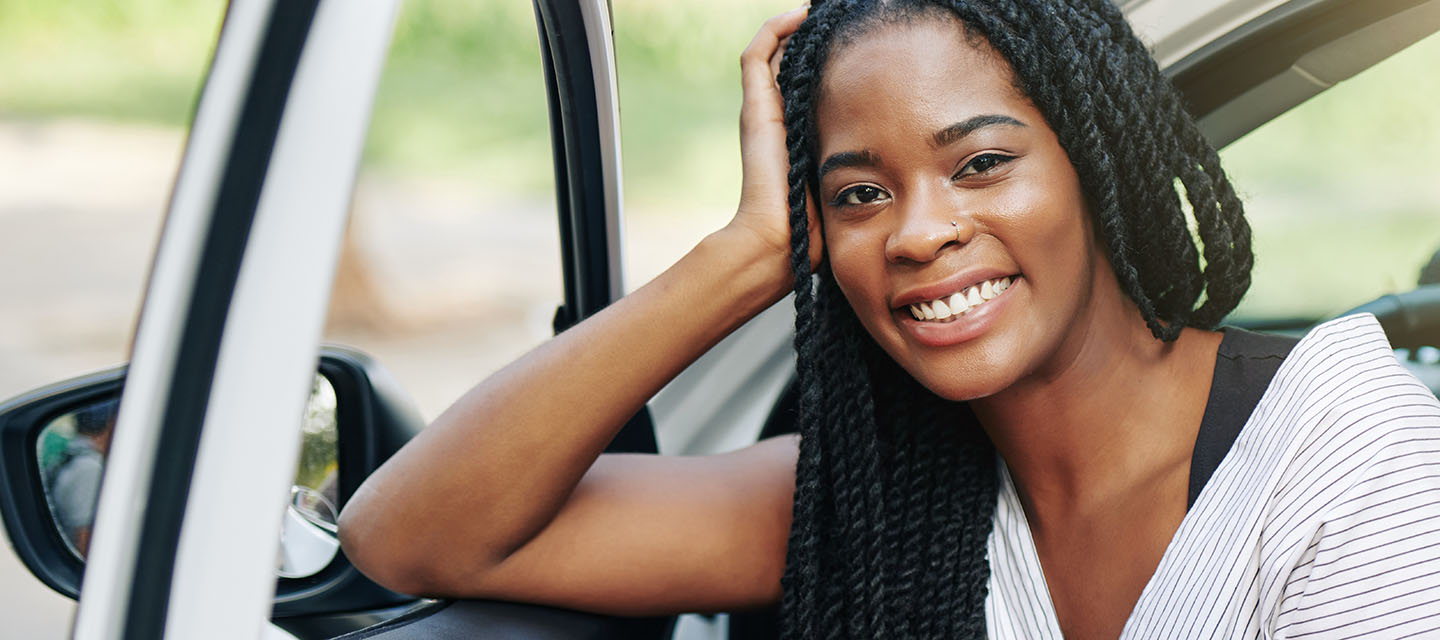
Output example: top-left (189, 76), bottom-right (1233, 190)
top-left (740, 7), bottom-right (807, 104)
top-left (739, 6), bottom-right (806, 155)
top-left (734, 6), bottom-right (815, 266)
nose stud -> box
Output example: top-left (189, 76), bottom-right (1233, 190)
top-left (952, 220), bottom-right (962, 244)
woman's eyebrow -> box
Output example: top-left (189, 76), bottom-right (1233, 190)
top-left (932, 114), bottom-right (1026, 147)
top-left (818, 149), bottom-right (880, 181)
top-left (816, 115), bottom-right (1024, 180)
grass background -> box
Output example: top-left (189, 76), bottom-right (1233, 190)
top-left (3, 0), bottom-right (1438, 322)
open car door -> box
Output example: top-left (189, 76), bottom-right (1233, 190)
top-left (70, 1), bottom-right (398, 637)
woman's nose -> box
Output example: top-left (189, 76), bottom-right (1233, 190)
top-left (884, 201), bottom-right (977, 264)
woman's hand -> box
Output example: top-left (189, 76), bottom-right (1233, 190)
top-left (729, 5), bottom-right (823, 279)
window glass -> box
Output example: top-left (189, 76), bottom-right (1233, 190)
top-left (0, 0), bottom-right (225, 636)
top-left (1222, 31), bottom-right (1440, 323)
top-left (324, 0), bottom-right (559, 421)
top-left (615, 1), bottom-right (791, 292)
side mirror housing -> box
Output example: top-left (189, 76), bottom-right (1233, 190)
top-left (0, 366), bottom-right (121, 598)
top-left (0, 346), bottom-right (424, 621)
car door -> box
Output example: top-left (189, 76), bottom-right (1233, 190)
top-left (70, 0), bottom-right (398, 637)
top-left (59, 0), bottom-right (672, 636)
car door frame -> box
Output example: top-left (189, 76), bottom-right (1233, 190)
top-left (536, 0), bottom-right (662, 456)
top-left (70, 0), bottom-right (400, 638)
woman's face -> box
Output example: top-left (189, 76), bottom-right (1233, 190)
top-left (815, 15), bottom-right (1110, 401)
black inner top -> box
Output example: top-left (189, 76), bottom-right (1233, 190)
top-left (1186, 326), bottom-right (1299, 510)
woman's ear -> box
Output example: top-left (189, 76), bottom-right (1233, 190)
top-left (806, 183), bottom-right (826, 270)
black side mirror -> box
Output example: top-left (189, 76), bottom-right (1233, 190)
top-left (0, 366), bottom-right (121, 598)
top-left (0, 346), bottom-right (424, 621)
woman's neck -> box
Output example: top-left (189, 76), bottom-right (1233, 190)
top-left (970, 293), bottom-right (1223, 518)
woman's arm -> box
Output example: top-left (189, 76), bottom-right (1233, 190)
top-left (337, 7), bottom-right (812, 615)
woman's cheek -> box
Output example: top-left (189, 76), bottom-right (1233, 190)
top-left (828, 234), bottom-right (896, 337)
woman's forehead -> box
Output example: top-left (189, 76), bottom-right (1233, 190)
top-left (814, 15), bottom-right (1031, 150)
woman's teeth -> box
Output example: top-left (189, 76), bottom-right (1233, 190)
top-left (906, 276), bottom-right (1014, 322)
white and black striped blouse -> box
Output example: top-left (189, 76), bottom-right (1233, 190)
top-left (985, 313), bottom-right (1440, 638)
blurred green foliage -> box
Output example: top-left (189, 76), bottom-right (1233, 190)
top-left (294, 374), bottom-right (338, 492)
top-left (369, 0), bottom-right (789, 204)
top-left (0, 0), bottom-right (787, 205)
top-left (0, 0), bottom-right (224, 123)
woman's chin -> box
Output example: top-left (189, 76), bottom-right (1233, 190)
top-left (908, 364), bottom-right (1018, 404)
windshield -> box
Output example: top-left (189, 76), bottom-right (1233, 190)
top-left (1220, 30), bottom-right (1440, 326)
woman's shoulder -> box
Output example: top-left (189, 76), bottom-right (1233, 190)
top-left (1277, 312), bottom-right (1407, 386)
top-left (1257, 314), bottom-right (1440, 637)
top-left (1257, 313), bottom-right (1440, 493)
top-left (1249, 311), bottom-right (1439, 538)
top-left (1278, 311), bottom-right (1434, 415)
top-left (1255, 312), bottom-right (1422, 426)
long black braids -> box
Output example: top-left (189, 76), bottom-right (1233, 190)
top-left (771, 0), bottom-right (1254, 637)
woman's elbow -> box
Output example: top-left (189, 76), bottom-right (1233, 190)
top-left (339, 490), bottom-right (434, 595)
top-left (338, 492), bottom-right (497, 598)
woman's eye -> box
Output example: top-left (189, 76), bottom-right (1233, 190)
top-left (835, 185), bottom-right (888, 206)
top-left (955, 153), bottom-right (1015, 179)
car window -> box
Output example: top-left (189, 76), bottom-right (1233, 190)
top-left (1222, 30), bottom-right (1440, 324)
top-left (323, 0), bottom-right (559, 421)
top-left (0, 0), bottom-right (226, 636)
top-left (615, 1), bottom-right (790, 292)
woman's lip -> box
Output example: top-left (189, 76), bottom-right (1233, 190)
top-left (894, 276), bottom-right (1021, 347)
top-left (892, 269), bottom-right (1021, 309)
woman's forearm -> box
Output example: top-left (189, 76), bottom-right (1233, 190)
top-left (337, 225), bottom-right (791, 588)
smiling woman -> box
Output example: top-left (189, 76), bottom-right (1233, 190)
top-left (769, 2), bottom-right (1440, 638)
top-left (338, 1), bottom-right (1440, 639)
top-left (770, 2), bottom-right (1245, 636)
top-left (814, 22), bottom-right (1106, 400)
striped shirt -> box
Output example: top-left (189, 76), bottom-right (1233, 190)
top-left (985, 314), bottom-right (1440, 638)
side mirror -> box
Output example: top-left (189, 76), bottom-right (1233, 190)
top-left (0, 346), bottom-right (424, 620)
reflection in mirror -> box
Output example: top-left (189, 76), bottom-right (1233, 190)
top-left (277, 485), bottom-right (340, 578)
top-left (276, 374), bottom-right (341, 578)
top-left (30, 373), bottom-right (342, 576)
top-left (36, 397), bottom-right (119, 558)
top-left (296, 373), bottom-right (339, 507)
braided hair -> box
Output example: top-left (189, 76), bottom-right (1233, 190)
top-left (773, 0), bottom-right (1252, 637)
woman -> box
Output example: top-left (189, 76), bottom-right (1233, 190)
top-left (339, 1), bottom-right (1440, 638)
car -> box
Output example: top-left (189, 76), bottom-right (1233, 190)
top-left (1, 0), bottom-right (1439, 638)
